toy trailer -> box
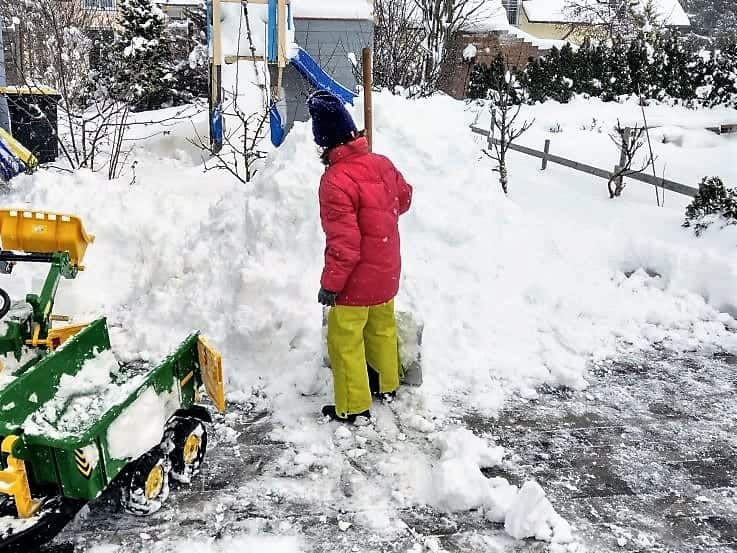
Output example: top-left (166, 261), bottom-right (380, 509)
top-left (0, 210), bottom-right (225, 552)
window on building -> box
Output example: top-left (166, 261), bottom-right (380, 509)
top-left (502, 0), bottom-right (519, 25)
top-left (84, 0), bottom-right (115, 11)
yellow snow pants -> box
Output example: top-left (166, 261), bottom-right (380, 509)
top-left (327, 299), bottom-right (400, 418)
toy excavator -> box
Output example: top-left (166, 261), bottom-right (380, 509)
top-left (0, 209), bottom-right (225, 552)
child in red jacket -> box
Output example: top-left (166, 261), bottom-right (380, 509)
top-left (307, 90), bottom-right (413, 423)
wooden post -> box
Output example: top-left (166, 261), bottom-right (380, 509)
top-left (212, 0), bottom-right (222, 68)
top-left (209, 0), bottom-right (224, 152)
top-left (277, 0), bottom-right (286, 68)
top-left (362, 47), bottom-right (373, 152)
top-left (616, 126), bottom-right (632, 190)
top-left (541, 139), bottom-right (550, 170)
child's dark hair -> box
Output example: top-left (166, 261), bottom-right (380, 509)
top-left (320, 130), bottom-right (367, 166)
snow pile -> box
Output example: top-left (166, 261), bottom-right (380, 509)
top-left (430, 428), bottom-right (573, 545)
top-left (4, 91), bottom-right (737, 425)
top-left (463, 44), bottom-right (478, 62)
top-left (23, 349), bottom-right (147, 440)
top-left (430, 427), bottom-right (508, 513)
top-left (505, 481), bottom-right (573, 544)
top-left (0, 347), bottom-right (38, 395)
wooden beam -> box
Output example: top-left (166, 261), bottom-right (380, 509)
top-left (470, 126), bottom-right (698, 197)
top-left (224, 55), bottom-right (266, 63)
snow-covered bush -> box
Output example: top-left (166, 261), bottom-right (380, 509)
top-left (695, 44), bottom-right (737, 109)
top-left (171, 1), bottom-right (209, 101)
top-left (100, 0), bottom-right (177, 111)
top-left (684, 176), bottom-right (737, 235)
top-left (486, 30), bottom-right (737, 109)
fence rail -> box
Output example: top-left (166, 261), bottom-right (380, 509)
top-left (470, 125), bottom-right (700, 198)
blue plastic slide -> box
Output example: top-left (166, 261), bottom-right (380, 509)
top-left (269, 48), bottom-right (358, 147)
top-left (290, 48), bottom-right (357, 106)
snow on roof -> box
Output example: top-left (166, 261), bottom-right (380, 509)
top-left (522, 0), bottom-right (690, 27)
top-left (462, 0), bottom-right (511, 32)
top-left (506, 26), bottom-right (571, 50)
top-left (153, 0), bottom-right (374, 19)
top-left (155, 0), bottom-right (202, 5)
top-left (292, 0), bottom-right (374, 20)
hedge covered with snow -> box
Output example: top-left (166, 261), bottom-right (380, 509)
top-left (469, 32), bottom-right (737, 110)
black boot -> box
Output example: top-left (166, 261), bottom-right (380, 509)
top-left (376, 390), bottom-right (397, 403)
top-left (367, 365), bottom-right (397, 403)
top-left (321, 405), bottom-right (371, 424)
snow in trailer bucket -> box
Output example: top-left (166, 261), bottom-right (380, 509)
top-left (0, 210), bottom-right (225, 552)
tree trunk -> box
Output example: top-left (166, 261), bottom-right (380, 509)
top-left (499, 159), bottom-right (508, 195)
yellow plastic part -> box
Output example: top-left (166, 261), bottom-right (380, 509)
top-left (26, 322), bottom-right (88, 350)
top-left (0, 436), bottom-right (41, 519)
top-left (197, 336), bottom-right (225, 413)
top-left (144, 465), bottom-right (164, 500)
top-left (0, 128), bottom-right (38, 172)
top-left (0, 209), bottom-right (95, 267)
top-left (183, 434), bottom-right (201, 465)
top-left (47, 323), bottom-right (88, 349)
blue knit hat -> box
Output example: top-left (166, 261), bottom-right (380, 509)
top-left (307, 90), bottom-right (358, 149)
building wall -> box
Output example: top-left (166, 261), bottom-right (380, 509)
top-left (283, 17), bottom-right (373, 129)
top-left (441, 31), bottom-right (547, 99)
top-left (518, 12), bottom-right (598, 44)
top-left (518, 13), bottom-right (568, 40)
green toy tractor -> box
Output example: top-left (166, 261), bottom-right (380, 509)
top-left (0, 209), bottom-right (226, 552)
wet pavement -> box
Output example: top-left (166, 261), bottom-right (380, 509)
top-left (465, 350), bottom-right (737, 552)
top-left (44, 349), bottom-right (737, 552)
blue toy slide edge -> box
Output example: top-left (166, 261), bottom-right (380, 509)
top-left (291, 48), bottom-right (357, 106)
top-left (270, 48), bottom-right (358, 147)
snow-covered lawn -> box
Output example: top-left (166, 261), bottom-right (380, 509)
top-left (4, 92), bottom-right (736, 550)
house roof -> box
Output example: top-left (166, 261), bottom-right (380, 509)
top-left (154, 0), bottom-right (374, 20)
top-left (292, 0), bottom-right (373, 20)
top-left (463, 0), bottom-right (511, 32)
top-left (522, 0), bottom-right (690, 27)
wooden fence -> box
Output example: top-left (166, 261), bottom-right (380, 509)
top-left (470, 125), bottom-right (700, 198)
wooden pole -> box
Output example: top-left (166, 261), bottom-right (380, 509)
top-left (277, 0), bottom-right (286, 72)
top-left (212, 0), bottom-right (222, 68)
top-left (362, 47), bottom-right (373, 152)
top-left (209, 0), bottom-right (223, 152)
top-left (541, 139), bottom-right (550, 170)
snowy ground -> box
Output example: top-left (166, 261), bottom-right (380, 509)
top-left (46, 349), bottom-right (737, 553)
top-left (2, 91), bottom-right (736, 551)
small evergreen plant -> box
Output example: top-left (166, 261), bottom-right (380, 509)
top-left (684, 177), bottom-right (737, 235)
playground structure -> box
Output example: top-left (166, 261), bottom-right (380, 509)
top-left (207, 0), bottom-right (365, 150)
top-left (0, 210), bottom-right (225, 552)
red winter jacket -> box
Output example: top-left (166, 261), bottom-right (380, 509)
top-left (319, 137), bottom-right (413, 307)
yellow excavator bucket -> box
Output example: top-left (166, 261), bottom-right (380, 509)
top-left (0, 210), bottom-right (95, 267)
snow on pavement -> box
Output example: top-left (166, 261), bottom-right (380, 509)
top-left (3, 91), bottom-right (736, 550)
